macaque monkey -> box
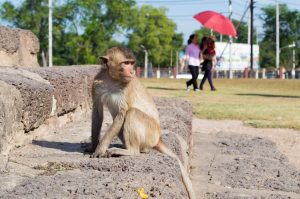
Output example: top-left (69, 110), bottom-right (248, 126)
top-left (90, 46), bottom-right (195, 199)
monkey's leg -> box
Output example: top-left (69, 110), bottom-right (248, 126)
top-left (92, 110), bottom-right (126, 157)
top-left (117, 128), bottom-right (125, 146)
top-left (107, 108), bottom-right (159, 157)
top-left (86, 104), bottom-right (103, 152)
top-left (106, 147), bottom-right (138, 157)
top-left (106, 146), bottom-right (148, 156)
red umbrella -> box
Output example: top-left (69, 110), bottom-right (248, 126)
top-left (193, 10), bottom-right (237, 37)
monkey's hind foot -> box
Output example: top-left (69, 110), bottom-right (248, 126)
top-left (106, 147), bottom-right (139, 157)
top-left (90, 151), bottom-right (109, 158)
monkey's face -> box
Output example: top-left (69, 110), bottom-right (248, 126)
top-left (118, 59), bottom-right (135, 83)
top-left (108, 58), bottom-right (135, 83)
top-left (101, 47), bottom-right (136, 83)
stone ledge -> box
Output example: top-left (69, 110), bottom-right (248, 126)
top-left (0, 66), bottom-right (193, 198)
top-left (0, 66), bottom-right (100, 154)
top-left (0, 26), bottom-right (40, 67)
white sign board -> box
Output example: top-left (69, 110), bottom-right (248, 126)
top-left (215, 42), bottom-right (259, 70)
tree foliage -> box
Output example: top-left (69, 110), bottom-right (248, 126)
top-left (6, 0), bottom-right (288, 69)
top-left (259, 4), bottom-right (300, 69)
top-left (0, 0), bottom-right (183, 67)
top-left (126, 5), bottom-right (183, 67)
top-left (0, 0), bottom-right (136, 65)
top-left (0, 0), bottom-right (49, 62)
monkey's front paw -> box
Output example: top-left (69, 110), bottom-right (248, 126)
top-left (90, 150), bottom-right (107, 158)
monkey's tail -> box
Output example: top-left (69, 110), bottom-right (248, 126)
top-left (154, 139), bottom-right (196, 199)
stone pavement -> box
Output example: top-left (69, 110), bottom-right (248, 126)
top-left (1, 111), bottom-right (300, 198)
top-left (191, 118), bottom-right (300, 199)
top-left (0, 98), bottom-right (193, 199)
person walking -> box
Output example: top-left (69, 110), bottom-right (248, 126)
top-left (200, 36), bottom-right (217, 91)
top-left (185, 34), bottom-right (201, 91)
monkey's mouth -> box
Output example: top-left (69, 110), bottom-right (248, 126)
top-left (121, 75), bottom-right (133, 82)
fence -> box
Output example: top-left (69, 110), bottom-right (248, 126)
top-left (135, 67), bottom-right (300, 80)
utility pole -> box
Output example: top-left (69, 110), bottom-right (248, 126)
top-left (292, 41), bottom-right (296, 79)
top-left (228, 0), bottom-right (233, 79)
top-left (250, 0), bottom-right (254, 71)
top-left (170, 49), bottom-right (173, 67)
top-left (48, 0), bottom-right (53, 67)
top-left (144, 50), bottom-right (148, 78)
top-left (276, 0), bottom-right (280, 69)
top-left (247, 0), bottom-right (251, 44)
top-left (140, 45), bottom-right (148, 78)
top-left (176, 51), bottom-right (179, 75)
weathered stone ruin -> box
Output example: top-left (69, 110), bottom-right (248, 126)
top-left (0, 26), bottom-right (40, 67)
top-left (0, 27), bottom-right (193, 198)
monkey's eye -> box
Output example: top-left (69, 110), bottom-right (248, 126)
top-left (123, 61), bottom-right (135, 65)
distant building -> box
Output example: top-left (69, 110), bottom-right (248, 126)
top-left (215, 42), bottom-right (260, 70)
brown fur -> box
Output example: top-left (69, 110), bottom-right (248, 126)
top-left (90, 47), bottom-right (195, 199)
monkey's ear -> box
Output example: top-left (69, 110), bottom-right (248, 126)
top-left (99, 56), bottom-right (109, 64)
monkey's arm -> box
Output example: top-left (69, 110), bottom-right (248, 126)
top-left (93, 110), bottom-right (126, 157)
top-left (91, 103), bottom-right (103, 151)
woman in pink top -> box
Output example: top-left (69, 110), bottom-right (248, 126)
top-left (185, 34), bottom-right (201, 91)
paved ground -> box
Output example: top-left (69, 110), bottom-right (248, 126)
top-left (191, 118), bottom-right (300, 199)
top-left (0, 99), bottom-right (192, 199)
top-left (0, 116), bottom-right (189, 199)
top-left (1, 116), bottom-right (300, 199)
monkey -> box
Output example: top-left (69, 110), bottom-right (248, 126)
top-left (89, 46), bottom-right (196, 199)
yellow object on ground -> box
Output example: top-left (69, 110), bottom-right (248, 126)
top-left (137, 188), bottom-right (148, 199)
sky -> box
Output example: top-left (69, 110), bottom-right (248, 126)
top-left (1, 0), bottom-right (300, 43)
top-left (135, 0), bottom-right (300, 42)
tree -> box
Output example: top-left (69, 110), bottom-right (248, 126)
top-left (233, 19), bottom-right (251, 44)
top-left (127, 5), bottom-right (183, 67)
top-left (259, 4), bottom-right (300, 69)
top-left (1, 1), bottom-right (184, 67)
top-left (170, 32), bottom-right (184, 66)
top-left (194, 28), bottom-right (211, 44)
top-left (72, 0), bottom-right (136, 64)
top-left (0, 0), bottom-right (136, 65)
top-left (0, 0), bottom-right (50, 63)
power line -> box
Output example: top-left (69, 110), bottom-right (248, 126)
top-left (232, 0), bottom-right (247, 7)
top-left (136, 0), bottom-right (224, 5)
top-left (167, 12), bottom-right (231, 18)
top-left (137, 0), bottom-right (222, 2)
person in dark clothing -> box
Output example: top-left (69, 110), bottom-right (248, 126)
top-left (185, 34), bottom-right (201, 91)
top-left (199, 36), bottom-right (208, 52)
top-left (200, 36), bottom-right (216, 91)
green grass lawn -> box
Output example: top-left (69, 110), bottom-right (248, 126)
top-left (141, 78), bottom-right (300, 130)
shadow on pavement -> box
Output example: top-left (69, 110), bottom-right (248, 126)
top-left (32, 140), bottom-right (124, 153)
top-left (32, 140), bottom-right (84, 152)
